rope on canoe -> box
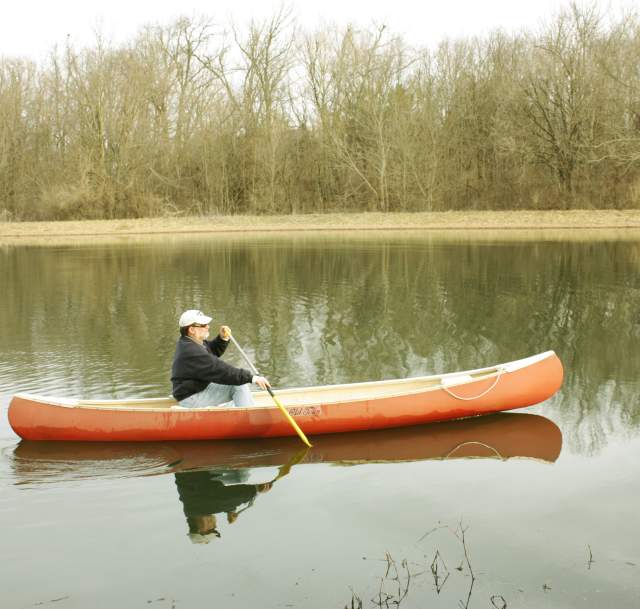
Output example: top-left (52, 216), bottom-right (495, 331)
top-left (444, 441), bottom-right (505, 460)
top-left (440, 367), bottom-right (505, 401)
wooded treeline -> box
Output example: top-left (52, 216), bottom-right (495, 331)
top-left (0, 4), bottom-right (639, 220)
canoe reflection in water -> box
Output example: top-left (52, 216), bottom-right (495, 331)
top-left (10, 413), bottom-right (562, 540)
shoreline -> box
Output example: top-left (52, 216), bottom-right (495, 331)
top-left (1, 210), bottom-right (639, 242)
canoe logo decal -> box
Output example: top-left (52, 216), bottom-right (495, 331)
top-left (287, 406), bottom-right (322, 417)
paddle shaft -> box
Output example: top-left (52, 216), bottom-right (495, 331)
top-left (229, 335), bottom-right (312, 448)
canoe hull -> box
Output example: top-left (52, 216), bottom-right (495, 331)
top-left (8, 352), bottom-right (563, 442)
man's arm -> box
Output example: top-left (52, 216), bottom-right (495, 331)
top-left (207, 335), bottom-right (229, 357)
top-left (206, 325), bottom-right (232, 356)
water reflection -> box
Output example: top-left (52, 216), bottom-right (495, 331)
top-left (176, 471), bottom-right (274, 543)
top-left (8, 414), bottom-right (561, 546)
top-left (9, 413), bottom-right (561, 485)
top-left (7, 414), bottom-right (560, 544)
top-left (6, 442), bottom-right (177, 485)
top-left (175, 453), bottom-right (301, 544)
top-left (0, 234), bottom-right (637, 456)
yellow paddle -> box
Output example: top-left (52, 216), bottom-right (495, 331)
top-left (272, 446), bottom-right (310, 481)
top-left (229, 335), bottom-right (312, 448)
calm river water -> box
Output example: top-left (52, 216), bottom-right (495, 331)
top-left (1, 230), bottom-right (639, 609)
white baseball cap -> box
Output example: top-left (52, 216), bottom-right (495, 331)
top-left (179, 310), bottom-right (212, 328)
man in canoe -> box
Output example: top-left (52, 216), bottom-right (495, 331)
top-left (171, 309), bottom-right (270, 408)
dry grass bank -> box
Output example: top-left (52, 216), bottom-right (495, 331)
top-left (0, 211), bottom-right (639, 249)
top-left (1, 210), bottom-right (640, 240)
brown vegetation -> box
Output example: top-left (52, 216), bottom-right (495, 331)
top-left (0, 3), bottom-right (639, 220)
top-left (1, 211), bottom-right (639, 248)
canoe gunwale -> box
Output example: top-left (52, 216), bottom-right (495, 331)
top-left (11, 351), bottom-right (557, 413)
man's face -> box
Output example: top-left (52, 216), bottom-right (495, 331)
top-left (195, 514), bottom-right (217, 534)
top-left (189, 323), bottom-right (210, 341)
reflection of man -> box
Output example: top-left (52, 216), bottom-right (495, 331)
top-left (175, 469), bottom-right (273, 544)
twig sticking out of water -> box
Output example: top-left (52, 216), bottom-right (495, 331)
top-left (344, 589), bottom-right (363, 609)
top-left (417, 523), bottom-right (448, 543)
top-left (346, 523), bottom-right (514, 609)
top-left (430, 550), bottom-right (450, 594)
top-left (32, 597), bottom-right (70, 607)
top-left (455, 524), bottom-right (475, 580)
top-left (372, 553), bottom-right (411, 608)
top-left (587, 544), bottom-right (594, 570)
top-left (454, 523), bottom-right (476, 609)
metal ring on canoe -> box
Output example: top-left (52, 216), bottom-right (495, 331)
top-left (440, 367), bottom-right (504, 401)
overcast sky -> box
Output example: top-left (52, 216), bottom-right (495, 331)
top-left (0, 0), bottom-right (633, 60)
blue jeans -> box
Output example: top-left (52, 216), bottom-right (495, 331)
top-left (179, 382), bottom-right (255, 408)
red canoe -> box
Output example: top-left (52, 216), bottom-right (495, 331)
top-left (8, 351), bottom-right (563, 442)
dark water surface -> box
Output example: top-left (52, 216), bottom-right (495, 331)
top-left (1, 231), bottom-right (639, 609)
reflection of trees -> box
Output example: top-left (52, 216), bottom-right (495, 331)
top-left (1, 236), bottom-right (638, 454)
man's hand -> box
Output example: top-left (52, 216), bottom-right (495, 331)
top-left (252, 375), bottom-right (271, 390)
top-left (219, 325), bottom-right (232, 341)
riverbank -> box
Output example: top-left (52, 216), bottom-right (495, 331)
top-left (1, 210), bottom-right (640, 237)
